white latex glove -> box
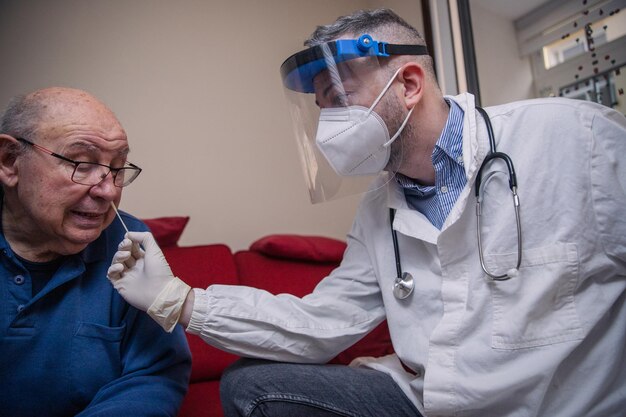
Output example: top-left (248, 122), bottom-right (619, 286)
top-left (107, 231), bottom-right (191, 332)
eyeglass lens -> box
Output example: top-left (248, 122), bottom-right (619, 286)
top-left (72, 163), bottom-right (140, 187)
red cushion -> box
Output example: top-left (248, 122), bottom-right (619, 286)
top-left (235, 250), bottom-right (337, 297)
top-left (178, 380), bottom-right (224, 417)
top-left (143, 216), bottom-right (190, 247)
top-left (163, 244), bottom-right (240, 382)
top-left (164, 244), bottom-right (238, 288)
top-left (250, 234), bottom-right (346, 263)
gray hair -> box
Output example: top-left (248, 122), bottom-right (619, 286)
top-left (305, 8), bottom-right (437, 82)
top-left (0, 93), bottom-right (47, 143)
top-left (0, 93), bottom-right (47, 156)
top-left (305, 8), bottom-right (425, 47)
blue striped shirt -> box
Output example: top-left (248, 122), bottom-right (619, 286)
top-left (396, 99), bottom-right (466, 229)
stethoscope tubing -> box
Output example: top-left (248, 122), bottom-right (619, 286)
top-left (390, 106), bottom-right (523, 299)
top-left (474, 107), bottom-right (522, 280)
top-left (390, 208), bottom-right (403, 279)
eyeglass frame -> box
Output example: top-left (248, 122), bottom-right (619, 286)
top-left (15, 137), bottom-right (142, 188)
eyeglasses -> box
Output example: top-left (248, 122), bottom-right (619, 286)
top-left (17, 137), bottom-right (142, 188)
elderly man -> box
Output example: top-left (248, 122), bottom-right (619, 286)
top-left (0, 87), bottom-right (191, 416)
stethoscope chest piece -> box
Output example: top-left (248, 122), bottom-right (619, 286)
top-left (393, 272), bottom-right (414, 300)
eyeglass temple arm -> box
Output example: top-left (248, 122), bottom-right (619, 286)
top-left (17, 138), bottom-right (77, 165)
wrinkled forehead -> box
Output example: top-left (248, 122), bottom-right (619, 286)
top-left (33, 89), bottom-right (126, 141)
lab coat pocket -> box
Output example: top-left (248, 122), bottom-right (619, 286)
top-left (71, 322), bottom-right (125, 403)
top-left (486, 243), bottom-right (584, 349)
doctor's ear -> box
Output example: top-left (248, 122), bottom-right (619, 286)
top-left (396, 62), bottom-right (425, 109)
top-left (0, 134), bottom-right (22, 187)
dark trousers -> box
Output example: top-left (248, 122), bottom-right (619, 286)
top-left (220, 358), bottom-right (423, 417)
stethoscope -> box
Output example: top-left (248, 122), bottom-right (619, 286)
top-left (391, 107), bottom-right (522, 300)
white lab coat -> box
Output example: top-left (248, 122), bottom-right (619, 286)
top-left (188, 93), bottom-right (626, 417)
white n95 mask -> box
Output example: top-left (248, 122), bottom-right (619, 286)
top-left (315, 68), bottom-right (414, 177)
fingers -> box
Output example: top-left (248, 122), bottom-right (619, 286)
top-left (112, 247), bottom-right (131, 263)
top-left (114, 243), bottom-right (138, 264)
top-left (126, 231), bottom-right (155, 247)
top-left (110, 239), bottom-right (141, 279)
top-left (130, 241), bottom-right (144, 260)
top-left (127, 231), bottom-right (163, 255)
top-left (108, 231), bottom-right (160, 284)
top-left (117, 237), bottom-right (144, 266)
top-left (107, 263), bottom-right (125, 281)
top-left (119, 237), bottom-right (143, 257)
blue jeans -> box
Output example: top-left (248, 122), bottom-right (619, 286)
top-left (220, 358), bottom-right (422, 417)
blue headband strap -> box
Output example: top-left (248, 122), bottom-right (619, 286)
top-left (280, 34), bottom-right (429, 93)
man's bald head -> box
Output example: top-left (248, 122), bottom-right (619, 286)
top-left (0, 87), bottom-right (121, 143)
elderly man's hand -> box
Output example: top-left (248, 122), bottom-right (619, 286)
top-left (107, 232), bottom-right (191, 332)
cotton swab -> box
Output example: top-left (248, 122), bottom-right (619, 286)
top-left (110, 201), bottom-right (130, 234)
top-left (110, 201), bottom-right (145, 253)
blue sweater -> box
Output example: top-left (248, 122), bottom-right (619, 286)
top-left (0, 211), bottom-right (191, 416)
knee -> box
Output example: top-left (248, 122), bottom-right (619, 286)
top-left (221, 358), bottom-right (257, 399)
top-left (222, 359), bottom-right (315, 417)
top-left (220, 358), bottom-right (270, 417)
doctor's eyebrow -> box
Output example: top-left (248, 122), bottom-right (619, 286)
top-left (322, 84), bottom-right (335, 99)
top-left (316, 84), bottom-right (346, 108)
top-left (314, 87), bottom-right (332, 108)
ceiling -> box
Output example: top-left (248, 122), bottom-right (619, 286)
top-left (471, 0), bottom-right (553, 20)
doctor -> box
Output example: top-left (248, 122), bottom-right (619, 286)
top-left (108, 8), bottom-right (626, 417)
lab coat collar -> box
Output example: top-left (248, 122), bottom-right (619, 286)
top-left (387, 178), bottom-right (440, 243)
top-left (447, 93), bottom-right (490, 184)
top-left (384, 92), bottom-right (490, 242)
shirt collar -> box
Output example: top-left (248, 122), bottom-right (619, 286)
top-left (396, 99), bottom-right (464, 191)
top-left (433, 99), bottom-right (464, 163)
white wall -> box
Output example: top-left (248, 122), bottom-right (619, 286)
top-left (470, 2), bottom-right (535, 105)
top-left (0, 0), bottom-right (423, 251)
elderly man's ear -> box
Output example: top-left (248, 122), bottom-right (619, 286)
top-left (0, 134), bottom-right (21, 187)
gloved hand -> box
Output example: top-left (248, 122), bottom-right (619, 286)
top-left (107, 231), bottom-right (191, 332)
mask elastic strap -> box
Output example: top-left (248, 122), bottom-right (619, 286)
top-left (365, 66), bottom-right (415, 148)
top-left (366, 67), bottom-right (403, 116)
top-left (383, 105), bottom-right (415, 148)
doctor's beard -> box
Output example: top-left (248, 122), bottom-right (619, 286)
top-left (384, 95), bottom-right (416, 174)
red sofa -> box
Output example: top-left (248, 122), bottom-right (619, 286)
top-left (143, 217), bottom-right (394, 417)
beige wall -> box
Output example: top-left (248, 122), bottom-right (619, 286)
top-left (0, 0), bottom-right (423, 251)
top-left (470, 2), bottom-right (535, 106)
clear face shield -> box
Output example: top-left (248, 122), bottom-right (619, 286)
top-left (280, 34), bottom-right (428, 203)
